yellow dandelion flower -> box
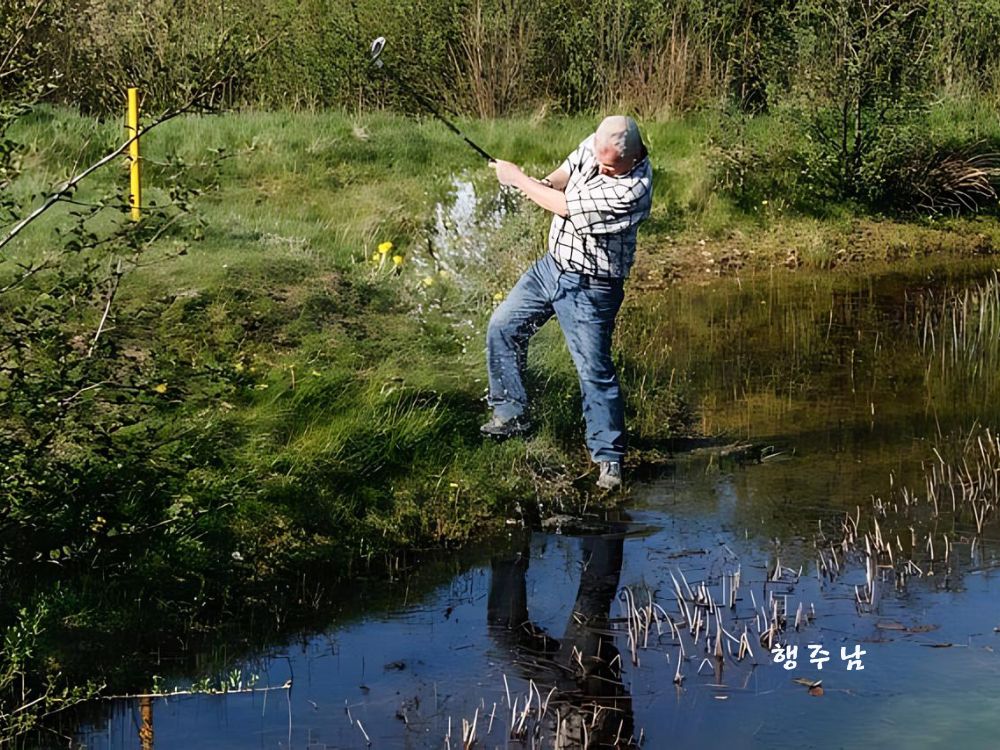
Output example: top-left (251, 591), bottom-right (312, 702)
top-left (392, 254), bottom-right (404, 266)
top-left (371, 252), bottom-right (380, 262)
top-left (423, 276), bottom-right (435, 286)
top-left (153, 383), bottom-right (168, 394)
top-left (493, 291), bottom-right (504, 301)
top-left (378, 241), bottom-right (393, 254)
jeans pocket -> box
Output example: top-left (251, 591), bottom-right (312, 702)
top-left (581, 280), bottom-right (624, 320)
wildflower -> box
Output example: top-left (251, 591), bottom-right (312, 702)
top-left (423, 276), bottom-right (435, 286)
top-left (378, 241), bottom-right (393, 254)
top-left (371, 252), bottom-right (380, 263)
top-left (761, 200), bottom-right (769, 205)
top-left (153, 383), bottom-right (168, 394)
top-left (234, 362), bottom-right (245, 373)
top-left (392, 254), bottom-right (404, 266)
top-left (493, 291), bottom-right (504, 301)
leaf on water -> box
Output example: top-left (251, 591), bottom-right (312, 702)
top-left (920, 643), bottom-right (953, 648)
top-left (809, 686), bottom-right (825, 697)
top-left (793, 678), bottom-right (822, 688)
top-left (876, 621), bottom-right (907, 630)
top-left (906, 624), bottom-right (939, 633)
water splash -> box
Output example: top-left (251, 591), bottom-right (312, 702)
top-left (412, 175), bottom-right (511, 299)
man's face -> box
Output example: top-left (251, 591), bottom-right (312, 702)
top-left (595, 139), bottom-right (635, 177)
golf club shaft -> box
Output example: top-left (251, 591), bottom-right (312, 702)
top-left (374, 49), bottom-right (494, 162)
top-left (402, 81), bottom-right (494, 162)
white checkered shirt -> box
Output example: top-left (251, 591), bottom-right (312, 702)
top-left (547, 134), bottom-right (653, 278)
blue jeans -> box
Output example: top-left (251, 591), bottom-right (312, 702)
top-left (486, 252), bottom-right (626, 462)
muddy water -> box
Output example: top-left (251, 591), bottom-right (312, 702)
top-left (77, 258), bottom-right (1000, 749)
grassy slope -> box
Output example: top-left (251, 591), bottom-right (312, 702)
top-left (5, 105), bottom-right (1000, 575)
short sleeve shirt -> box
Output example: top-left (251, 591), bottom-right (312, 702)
top-left (547, 134), bottom-right (653, 278)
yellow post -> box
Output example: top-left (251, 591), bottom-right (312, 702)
top-left (127, 87), bottom-right (141, 221)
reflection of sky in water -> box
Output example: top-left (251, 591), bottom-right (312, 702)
top-left (78, 465), bottom-right (1000, 750)
top-left (77, 263), bottom-right (1000, 749)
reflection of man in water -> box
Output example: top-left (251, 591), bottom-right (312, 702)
top-left (488, 531), bottom-right (635, 748)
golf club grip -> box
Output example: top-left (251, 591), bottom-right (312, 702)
top-left (464, 138), bottom-right (494, 162)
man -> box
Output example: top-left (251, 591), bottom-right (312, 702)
top-left (483, 115), bottom-right (653, 491)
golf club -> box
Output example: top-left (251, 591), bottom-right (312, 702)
top-left (369, 37), bottom-right (495, 163)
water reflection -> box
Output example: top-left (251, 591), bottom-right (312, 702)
top-left (489, 526), bottom-right (634, 748)
top-left (623, 258), bottom-right (1000, 442)
top-left (139, 696), bottom-right (153, 750)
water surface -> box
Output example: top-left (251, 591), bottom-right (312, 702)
top-left (76, 257), bottom-right (1000, 749)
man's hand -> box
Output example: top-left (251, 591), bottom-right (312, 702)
top-left (489, 159), bottom-right (569, 218)
top-left (490, 159), bottom-right (527, 189)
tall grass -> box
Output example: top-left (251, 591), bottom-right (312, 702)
top-left (5, 107), bottom-right (998, 574)
top-left (916, 272), bottom-right (1000, 397)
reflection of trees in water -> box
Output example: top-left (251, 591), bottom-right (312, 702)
top-left (488, 529), bottom-right (636, 748)
top-left (627, 267), bottom-right (1000, 441)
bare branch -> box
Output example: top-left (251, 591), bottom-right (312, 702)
top-left (87, 258), bottom-right (124, 357)
top-left (0, 27), bottom-right (277, 255)
top-left (0, 0), bottom-right (46, 80)
top-left (0, 106), bottom-right (183, 254)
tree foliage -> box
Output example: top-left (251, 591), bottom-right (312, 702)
top-left (4, 0), bottom-right (994, 118)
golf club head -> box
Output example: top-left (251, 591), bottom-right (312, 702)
top-left (369, 37), bottom-right (385, 69)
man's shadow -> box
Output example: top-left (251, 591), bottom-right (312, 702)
top-left (488, 525), bottom-right (636, 748)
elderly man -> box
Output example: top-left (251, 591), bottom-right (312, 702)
top-left (483, 115), bottom-right (653, 490)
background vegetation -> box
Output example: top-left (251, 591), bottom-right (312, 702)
top-left (16, 0), bottom-right (998, 116)
top-left (6, 0), bottom-right (999, 212)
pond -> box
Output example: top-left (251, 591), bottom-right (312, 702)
top-left (75, 256), bottom-right (1000, 749)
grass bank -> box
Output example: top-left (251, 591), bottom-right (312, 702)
top-left (2, 104), bottom-right (1000, 723)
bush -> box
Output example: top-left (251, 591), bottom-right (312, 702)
top-left (7, 0), bottom-right (1000, 119)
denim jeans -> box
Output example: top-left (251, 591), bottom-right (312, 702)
top-left (486, 252), bottom-right (626, 462)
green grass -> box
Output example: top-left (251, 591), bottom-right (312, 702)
top-left (7, 108), bottom-right (1000, 533)
top-left (3, 108), bottom-right (707, 576)
top-left (4, 104), bottom-right (1000, 571)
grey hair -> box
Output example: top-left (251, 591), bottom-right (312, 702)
top-left (595, 115), bottom-right (645, 161)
